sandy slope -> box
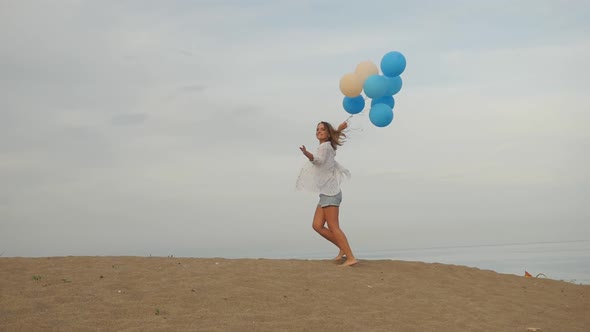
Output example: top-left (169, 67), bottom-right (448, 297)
top-left (1, 257), bottom-right (588, 331)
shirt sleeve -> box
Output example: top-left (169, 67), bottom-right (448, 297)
top-left (311, 143), bottom-right (329, 166)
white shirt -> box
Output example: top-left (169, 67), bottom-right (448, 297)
top-left (296, 142), bottom-right (351, 195)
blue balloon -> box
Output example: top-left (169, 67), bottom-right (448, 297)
top-left (342, 95), bottom-right (365, 114)
top-left (371, 95), bottom-right (395, 108)
top-left (384, 76), bottom-right (403, 96)
top-left (369, 103), bottom-right (394, 127)
top-left (363, 75), bottom-right (388, 99)
top-left (380, 51), bottom-right (406, 77)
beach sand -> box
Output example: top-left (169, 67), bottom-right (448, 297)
top-left (1, 257), bottom-right (588, 331)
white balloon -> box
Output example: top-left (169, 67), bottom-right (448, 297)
top-left (355, 60), bottom-right (379, 83)
top-left (339, 73), bottom-right (363, 97)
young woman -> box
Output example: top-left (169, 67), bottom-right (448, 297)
top-left (296, 121), bottom-right (357, 266)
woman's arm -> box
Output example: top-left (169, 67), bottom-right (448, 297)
top-left (310, 143), bottom-right (328, 165)
top-left (299, 145), bottom-right (314, 161)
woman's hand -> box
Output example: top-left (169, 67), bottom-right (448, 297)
top-left (299, 145), bottom-right (313, 161)
top-left (299, 145), bottom-right (308, 154)
top-left (337, 121), bottom-right (348, 132)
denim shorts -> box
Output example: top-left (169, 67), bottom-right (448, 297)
top-left (318, 191), bottom-right (342, 208)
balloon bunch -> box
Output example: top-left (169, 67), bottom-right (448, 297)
top-left (339, 51), bottom-right (406, 127)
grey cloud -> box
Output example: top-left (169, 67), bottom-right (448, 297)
top-left (181, 84), bottom-right (206, 93)
top-left (1, 0), bottom-right (589, 258)
top-left (110, 113), bottom-right (148, 126)
top-left (160, 84), bottom-right (207, 103)
top-left (193, 105), bottom-right (298, 149)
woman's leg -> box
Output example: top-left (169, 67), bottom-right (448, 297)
top-left (324, 206), bottom-right (357, 266)
top-left (311, 205), bottom-right (343, 256)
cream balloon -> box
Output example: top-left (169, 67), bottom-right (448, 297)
top-left (355, 60), bottom-right (379, 82)
top-left (339, 73), bottom-right (363, 97)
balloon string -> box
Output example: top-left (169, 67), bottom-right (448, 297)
top-left (343, 113), bottom-right (365, 133)
top-left (342, 95), bottom-right (369, 131)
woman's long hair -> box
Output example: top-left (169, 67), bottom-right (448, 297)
top-left (319, 121), bottom-right (346, 151)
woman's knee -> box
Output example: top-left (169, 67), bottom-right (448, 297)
top-left (327, 224), bottom-right (342, 232)
top-left (312, 223), bottom-right (324, 232)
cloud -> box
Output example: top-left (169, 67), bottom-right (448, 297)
top-left (110, 113), bottom-right (148, 126)
top-left (1, 1), bottom-right (589, 256)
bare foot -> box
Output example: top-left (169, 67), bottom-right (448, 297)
top-left (333, 251), bottom-right (346, 260)
top-left (340, 258), bottom-right (358, 267)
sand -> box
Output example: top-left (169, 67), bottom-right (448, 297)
top-left (1, 257), bottom-right (588, 331)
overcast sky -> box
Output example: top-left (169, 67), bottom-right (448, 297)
top-left (1, 0), bottom-right (589, 258)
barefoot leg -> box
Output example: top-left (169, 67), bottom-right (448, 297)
top-left (333, 250), bottom-right (346, 260)
top-left (312, 205), bottom-right (341, 253)
top-left (324, 206), bottom-right (358, 266)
